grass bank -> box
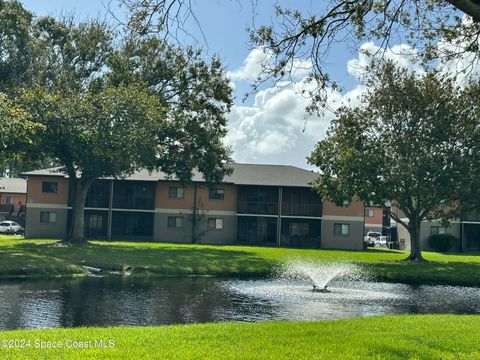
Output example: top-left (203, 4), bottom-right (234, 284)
top-left (1, 236), bottom-right (480, 286)
top-left (0, 315), bottom-right (479, 359)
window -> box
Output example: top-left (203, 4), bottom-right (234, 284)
top-left (169, 187), bottom-right (185, 199)
top-left (42, 181), bottom-right (58, 193)
top-left (334, 223), bottom-right (350, 236)
top-left (167, 216), bottom-right (183, 228)
top-left (5, 196), bottom-right (12, 205)
top-left (364, 209), bottom-right (374, 217)
top-left (83, 211), bottom-right (108, 238)
top-left (430, 226), bottom-right (446, 236)
top-left (209, 189), bottom-right (225, 200)
top-left (290, 223), bottom-right (309, 237)
top-left (40, 212), bottom-right (57, 223)
top-left (89, 215), bottom-right (104, 231)
top-left (208, 218), bottom-right (224, 230)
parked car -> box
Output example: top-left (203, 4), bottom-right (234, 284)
top-left (0, 221), bottom-right (24, 235)
top-left (364, 231), bottom-right (382, 247)
top-left (374, 236), bottom-right (387, 247)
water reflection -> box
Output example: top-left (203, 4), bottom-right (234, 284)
top-left (0, 277), bottom-right (478, 330)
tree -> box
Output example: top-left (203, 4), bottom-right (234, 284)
top-left (1, 3), bottom-right (233, 244)
top-left (117, 1), bottom-right (480, 110)
top-left (0, 93), bottom-right (37, 161)
top-left (308, 62), bottom-right (480, 261)
top-left (0, 0), bottom-right (52, 176)
top-left (0, 0), bottom-right (33, 93)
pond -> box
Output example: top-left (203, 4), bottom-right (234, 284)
top-left (0, 276), bottom-right (479, 330)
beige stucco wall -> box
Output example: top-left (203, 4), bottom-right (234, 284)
top-left (321, 220), bottom-right (364, 250)
top-left (25, 206), bottom-right (68, 239)
top-left (154, 212), bottom-right (236, 244)
top-left (395, 220), bottom-right (461, 251)
top-left (26, 176), bottom-right (68, 205)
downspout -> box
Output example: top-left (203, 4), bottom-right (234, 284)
top-left (363, 202), bottom-right (366, 250)
top-left (192, 183), bottom-right (197, 243)
top-left (277, 187), bottom-right (282, 246)
top-left (460, 221), bottom-right (464, 253)
top-left (107, 180), bottom-right (113, 240)
top-left (24, 178), bottom-right (29, 235)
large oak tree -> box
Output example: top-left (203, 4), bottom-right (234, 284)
top-left (0, 1), bottom-right (233, 244)
top-left (308, 62), bottom-right (480, 261)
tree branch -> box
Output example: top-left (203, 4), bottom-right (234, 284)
top-left (445, 0), bottom-right (480, 22)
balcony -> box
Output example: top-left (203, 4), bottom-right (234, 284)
top-left (0, 204), bottom-right (13, 214)
top-left (462, 214), bottom-right (480, 222)
top-left (237, 201), bottom-right (278, 215)
top-left (281, 203), bottom-right (322, 217)
top-left (112, 196), bottom-right (155, 210)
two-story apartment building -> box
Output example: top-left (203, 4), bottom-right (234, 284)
top-left (22, 164), bottom-right (366, 250)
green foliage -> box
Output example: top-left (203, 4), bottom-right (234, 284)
top-left (308, 62), bottom-right (480, 260)
top-left (0, 0), bottom-right (33, 94)
top-left (248, 0), bottom-right (480, 112)
top-left (0, 1), bottom-right (233, 241)
top-left (428, 234), bottom-right (460, 252)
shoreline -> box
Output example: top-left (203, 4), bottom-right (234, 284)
top-left (0, 236), bottom-right (479, 287)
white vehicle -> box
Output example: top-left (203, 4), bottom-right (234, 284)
top-left (374, 236), bottom-right (387, 247)
top-left (364, 231), bottom-right (381, 246)
top-left (0, 221), bottom-right (24, 235)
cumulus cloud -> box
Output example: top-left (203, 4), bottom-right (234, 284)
top-left (225, 78), bottom-right (351, 165)
top-left (227, 47), bottom-right (271, 81)
top-left (227, 47), bottom-right (313, 82)
top-left (225, 39), bottom-right (480, 168)
top-left (347, 42), bottom-right (423, 79)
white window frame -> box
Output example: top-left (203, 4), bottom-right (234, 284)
top-left (167, 216), bottom-right (183, 228)
top-left (208, 218), bottom-right (224, 230)
top-left (334, 223), bottom-right (350, 236)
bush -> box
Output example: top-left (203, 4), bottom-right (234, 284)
top-left (428, 234), bottom-right (460, 252)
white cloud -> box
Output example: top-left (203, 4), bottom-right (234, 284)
top-left (228, 47), bottom-right (313, 82)
top-left (227, 47), bottom-right (272, 81)
top-left (347, 42), bottom-right (423, 79)
top-left (436, 19), bottom-right (480, 85)
top-left (225, 38), bottom-right (480, 169)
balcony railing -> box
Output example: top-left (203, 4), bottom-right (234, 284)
top-left (281, 203), bottom-right (322, 217)
top-left (462, 214), bottom-right (480, 222)
top-left (237, 201), bottom-right (278, 215)
top-left (112, 196), bottom-right (155, 210)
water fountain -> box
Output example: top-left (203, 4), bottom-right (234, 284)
top-left (278, 259), bottom-right (363, 293)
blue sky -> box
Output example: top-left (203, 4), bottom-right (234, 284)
top-left (18, 0), bottom-right (395, 168)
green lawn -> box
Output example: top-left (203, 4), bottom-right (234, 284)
top-left (1, 236), bottom-right (480, 286)
top-left (0, 315), bottom-right (478, 359)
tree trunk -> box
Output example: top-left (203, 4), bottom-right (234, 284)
top-left (64, 178), bottom-right (94, 245)
top-left (66, 179), bottom-right (76, 240)
top-left (406, 218), bottom-right (426, 262)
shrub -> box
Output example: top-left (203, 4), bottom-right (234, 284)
top-left (428, 233), bottom-right (459, 252)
